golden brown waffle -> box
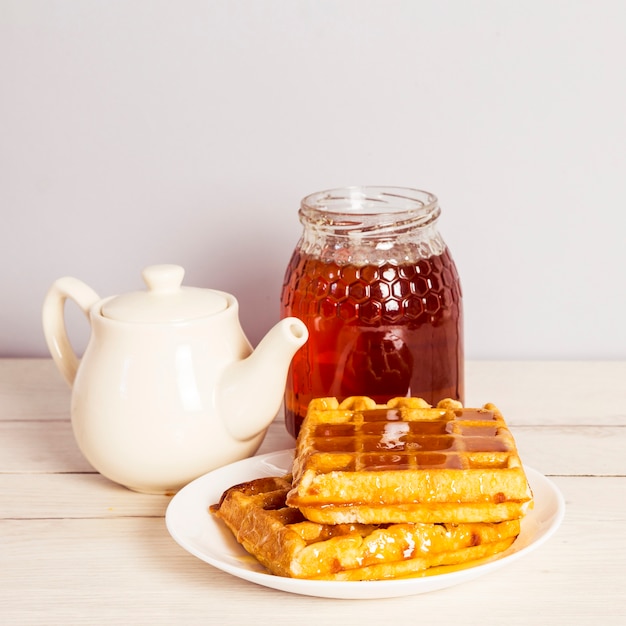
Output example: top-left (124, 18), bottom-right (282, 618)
top-left (210, 475), bottom-right (520, 580)
top-left (287, 396), bottom-right (533, 524)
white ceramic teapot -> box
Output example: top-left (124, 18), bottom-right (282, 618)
top-left (42, 264), bottom-right (308, 494)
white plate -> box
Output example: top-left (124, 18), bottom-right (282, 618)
top-left (165, 450), bottom-right (565, 599)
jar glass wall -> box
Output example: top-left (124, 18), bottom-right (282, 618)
top-left (281, 187), bottom-right (464, 437)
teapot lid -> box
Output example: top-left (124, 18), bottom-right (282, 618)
top-left (101, 265), bottom-right (228, 323)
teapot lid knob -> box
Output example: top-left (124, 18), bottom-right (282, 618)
top-left (142, 264), bottom-right (185, 293)
top-left (101, 264), bottom-right (228, 323)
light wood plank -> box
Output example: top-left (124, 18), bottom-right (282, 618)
top-left (0, 358), bottom-right (70, 421)
top-left (2, 420), bottom-right (623, 478)
top-left (3, 359), bottom-right (625, 425)
top-left (0, 472), bottom-right (170, 520)
top-left (0, 418), bottom-right (291, 520)
top-left (466, 361), bottom-right (626, 425)
top-left (0, 421), bottom-right (92, 472)
top-left (0, 477), bottom-right (623, 626)
top-left (0, 407), bottom-right (292, 474)
top-left (2, 424), bottom-right (624, 520)
top-left (512, 425), bottom-right (626, 477)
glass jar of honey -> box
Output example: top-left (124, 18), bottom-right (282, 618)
top-left (280, 186), bottom-right (464, 437)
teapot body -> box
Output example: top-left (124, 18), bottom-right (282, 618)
top-left (43, 265), bottom-right (308, 494)
top-left (72, 293), bottom-right (263, 494)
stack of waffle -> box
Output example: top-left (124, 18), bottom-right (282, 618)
top-left (211, 396), bottom-right (533, 581)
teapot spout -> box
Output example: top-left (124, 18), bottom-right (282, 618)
top-left (218, 317), bottom-right (308, 441)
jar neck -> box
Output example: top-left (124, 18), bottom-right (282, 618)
top-left (298, 186), bottom-right (445, 265)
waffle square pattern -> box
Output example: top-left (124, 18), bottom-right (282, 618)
top-left (287, 396), bottom-right (533, 524)
top-left (211, 475), bottom-right (521, 580)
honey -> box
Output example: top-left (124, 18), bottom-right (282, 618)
top-left (307, 406), bottom-right (513, 472)
top-left (281, 250), bottom-right (464, 436)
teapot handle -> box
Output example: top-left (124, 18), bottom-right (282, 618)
top-left (42, 277), bottom-right (100, 387)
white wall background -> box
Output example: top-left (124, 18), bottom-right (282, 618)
top-left (1, 0), bottom-right (625, 359)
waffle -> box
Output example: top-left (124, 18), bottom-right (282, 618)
top-left (287, 396), bottom-right (533, 525)
top-left (210, 475), bottom-right (520, 580)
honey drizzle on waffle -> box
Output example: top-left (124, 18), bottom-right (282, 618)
top-left (310, 398), bottom-right (515, 472)
top-left (210, 475), bottom-right (522, 580)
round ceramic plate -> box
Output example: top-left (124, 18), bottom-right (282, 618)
top-left (165, 449), bottom-right (565, 599)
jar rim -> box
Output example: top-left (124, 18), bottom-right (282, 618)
top-left (301, 186), bottom-right (438, 213)
top-left (299, 186), bottom-right (440, 230)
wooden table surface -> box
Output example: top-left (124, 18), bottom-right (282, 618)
top-left (1, 359), bottom-right (625, 625)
